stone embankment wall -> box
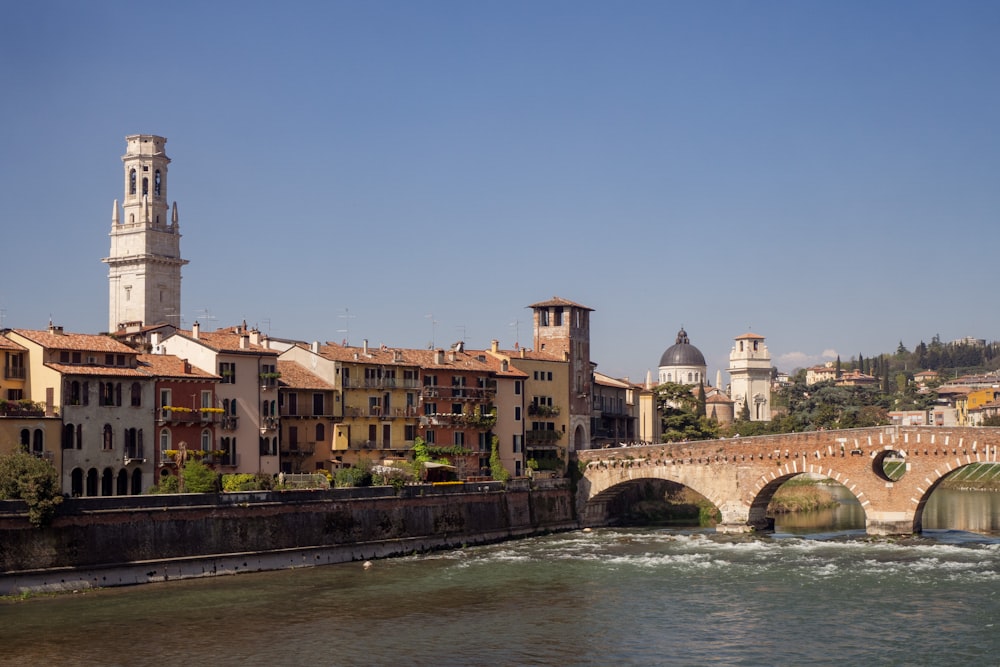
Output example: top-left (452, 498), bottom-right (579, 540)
top-left (0, 481), bottom-right (576, 594)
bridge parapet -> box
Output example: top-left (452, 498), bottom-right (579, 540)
top-left (575, 426), bottom-right (1000, 535)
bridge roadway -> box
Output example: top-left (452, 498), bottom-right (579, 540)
top-left (574, 425), bottom-right (1000, 535)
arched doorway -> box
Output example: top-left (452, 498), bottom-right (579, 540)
top-left (116, 469), bottom-right (129, 495)
top-left (101, 468), bottom-right (114, 496)
top-left (131, 469), bottom-right (143, 495)
top-left (71, 468), bottom-right (84, 497)
top-left (86, 468), bottom-right (98, 496)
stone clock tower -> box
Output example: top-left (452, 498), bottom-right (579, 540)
top-left (103, 135), bottom-right (188, 332)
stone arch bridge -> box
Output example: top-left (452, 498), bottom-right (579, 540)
top-left (574, 426), bottom-right (1000, 535)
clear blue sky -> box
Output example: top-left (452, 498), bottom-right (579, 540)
top-left (2, 1), bottom-right (998, 382)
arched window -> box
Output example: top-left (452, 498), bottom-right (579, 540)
top-left (316, 423), bottom-right (325, 442)
top-left (129, 169), bottom-right (136, 195)
top-left (142, 176), bottom-right (148, 196)
top-left (71, 468), bottom-right (84, 497)
top-left (154, 170), bottom-right (162, 197)
top-left (667, 373), bottom-right (672, 382)
top-left (117, 469), bottom-right (128, 495)
top-left (19, 429), bottom-right (30, 451)
top-left (103, 424), bottom-right (113, 450)
top-left (160, 429), bottom-right (170, 459)
top-left (33, 429), bottom-right (43, 454)
top-left (687, 373), bottom-right (693, 383)
top-left (131, 468), bottom-right (142, 495)
top-left (70, 381), bottom-right (81, 405)
top-left (63, 423), bottom-right (75, 449)
top-left (201, 429), bottom-right (211, 452)
top-left (131, 382), bottom-right (142, 407)
top-left (76, 424), bottom-right (82, 449)
top-left (86, 467), bottom-right (97, 496)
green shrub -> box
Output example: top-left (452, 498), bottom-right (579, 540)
top-left (0, 452), bottom-right (63, 526)
top-left (182, 460), bottom-right (219, 493)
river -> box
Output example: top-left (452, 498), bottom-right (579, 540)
top-left (2, 490), bottom-right (999, 667)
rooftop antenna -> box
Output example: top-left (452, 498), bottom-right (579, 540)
top-left (261, 318), bottom-right (271, 335)
top-left (509, 319), bottom-right (520, 349)
top-left (425, 313), bottom-right (437, 349)
top-left (195, 308), bottom-right (217, 330)
top-left (337, 308), bottom-right (355, 346)
top-left (455, 324), bottom-right (467, 344)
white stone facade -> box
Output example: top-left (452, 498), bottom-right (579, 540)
top-left (104, 135), bottom-right (188, 332)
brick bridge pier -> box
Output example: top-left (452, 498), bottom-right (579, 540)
top-left (574, 426), bottom-right (1000, 535)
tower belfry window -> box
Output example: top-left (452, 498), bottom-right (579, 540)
top-left (142, 177), bottom-right (148, 196)
top-left (155, 170), bottom-right (161, 197)
top-left (129, 169), bottom-right (136, 195)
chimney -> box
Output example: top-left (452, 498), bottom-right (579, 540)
top-left (563, 351), bottom-right (570, 362)
top-left (239, 333), bottom-right (249, 349)
top-left (311, 341), bottom-right (319, 354)
top-left (250, 329), bottom-right (261, 346)
top-left (363, 339), bottom-right (369, 355)
top-left (519, 348), bottom-right (526, 359)
top-left (48, 321), bottom-right (63, 335)
top-left (183, 359), bottom-right (191, 374)
top-left (448, 350), bottom-right (456, 362)
top-left (434, 349), bottom-right (444, 365)
top-left (150, 332), bottom-right (162, 347)
top-left (394, 350), bottom-right (403, 362)
top-left (192, 321), bottom-right (200, 339)
top-left (491, 339), bottom-right (499, 353)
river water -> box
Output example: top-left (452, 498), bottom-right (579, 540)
top-left (2, 492), bottom-right (999, 667)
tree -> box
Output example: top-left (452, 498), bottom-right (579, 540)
top-left (740, 398), bottom-right (751, 421)
top-left (835, 356), bottom-right (842, 378)
top-left (0, 451), bottom-right (63, 527)
top-left (489, 436), bottom-right (510, 482)
top-left (696, 381), bottom-right (707, 418)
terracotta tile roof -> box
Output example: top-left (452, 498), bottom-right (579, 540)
top-left (490, 347), bottom-right (565, 363)
top-left (593, 372), bottom-right (632, 389)
top-left (465, 350), bottom-right (529, 378)
top-left (528, 296), bottom-right (593, 311)
top-left (277, 361), bottom-right (335, 390)
top-left (172, 327), bottom-right (278, 356)
top-left (12, 328), bottom-right (137, 354)
top-left (402, 348), bottom-right (495, 372)
top-left (734, 332), bottom-right (765, 340)
top-left (45, 362), bottom-right (149, 378)
top-left (317, 343), bottom-right (419, 366)
top-left (0, 334), bottom-right (26, 351)
top-left (706, 394), bottom-right (735, 404)
top-left (137, 354), bottom-right (219, 380)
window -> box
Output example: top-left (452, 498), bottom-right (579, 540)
top-left (105, 354), bottom-right (115, 366)
top-left (201, 429), bottom-right (211, 452)
top-left (405, 424), bottom-right (416, 441)
top-left (513, 434), bottom-right (522, 453)
top-left (315, 423), bottom-right (325, 442)
top-left (130, 382), bottom-right (142, 407)
top-left (19, 429), bottom-right (29, 450)
top-left (547, 372), bottom-right (553, 381)
top-left (200, 390), bottom-right (213, 410)
top-left (7, 388), bottom-right (23, 401)
top-left (155, 170), bottom-right (162, 197)
top-left (63, 424), bottom-right (76, 450)
top-left (540, 310), bottom-right (549, 326)
top-left (129, 168), bottom-right (136, 195)
top-left (220, 362), bottom-right (236, 384)
top-left (425, 430), bottom-right (435, 444)
top-left (160, 388), bottom-right (171, 408)
top-left (160, 428), bottom-right (170, 461)
top-left (514, 406), bottom-right (521, 421)
top-left (454, 432), bottom-right (465, 446)
top-left (313, 393), bottom-right (324, 416)
top-left (33, 429), bottom-right (43, 455)
top-left (142, 176), bottom-right (148, 196)
top-left (514, 381), bottom-right (521, 395)
top-left (103, 424), bottom-right (113, 451)
top-left (424, 375), bottom-right (437, 386)
top-left (554, 309), bottom-right (563, 326)
top-left (424, 402), bottom-right (437, 416)
top-left (72, 352), bottom-right (81, 364)
top-left (452, 403), bottom-right (462, 415)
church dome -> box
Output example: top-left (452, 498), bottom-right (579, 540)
top-left (658, 328), bottom-right (707, 368)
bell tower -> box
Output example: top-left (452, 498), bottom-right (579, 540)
top-left (103, 134), bottom-right (188, 331)
top-left (727, 332), bottom-right (772, 421)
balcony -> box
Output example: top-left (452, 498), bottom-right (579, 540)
top-left (0, 401), bottom-right (44, 418)
top-left (221, 416), bottom-right (239, 431)
top-left (158, 408), bottom-right (223, 424)
top-left (4, 366), bottom-right (26, 380)
top-left (344, 378), bottom-right (420, 390)
top-left (280, 442), bottom-right (316, 456)
top-left (261, 416), bottom-right (279, 432)
top-left (526, 429), bottom-right (563, 446)
top-left (528, 404), bottom-right (561, 417)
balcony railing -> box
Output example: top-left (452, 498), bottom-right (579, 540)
top-left (343, 378), bottom-right (420, 390)
top-left (221, 416), bottom-right (239, 431)
top-left (261, 416), bottom-right (279, 431)
top-left (528, 404), bottom-right (561, 417)
top-left (280, 442), bottom-right (316, 456)
top-left (4, 366), bottom-right (26, 380)
top-left (526, 429), bottom-right (563, 446)
top-left (421, 386), bottom-right (496, 401)
top-left (158, 408), bottom-right (222, 424)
